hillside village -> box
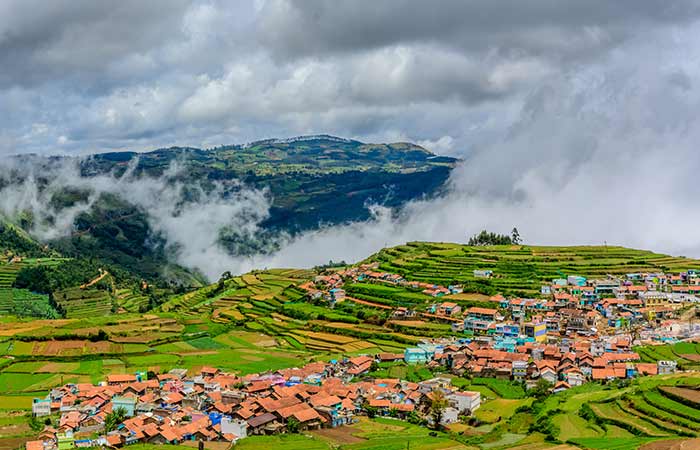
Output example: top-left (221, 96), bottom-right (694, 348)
top-left (28, 360), bottom-right (480, 450)
top-left (25, 263), bottom-right (700, 449)
top-left (301, 263), bottom-right (699, 386)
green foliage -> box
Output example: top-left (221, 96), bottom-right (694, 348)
top-left (14, 259), bottom-right (101, 294)
top-left (27, 413), bottom-right (45, 432)
top-left (105, 407), bottom-right (128, 432)
top-left (285, 417), bottom-right (300, 433)
top-left (0, 221), bottom-right (50, 257)
top-left (468, 229), bottom-right (514, 246)
top-left (528, 378), bottom-right (552, 400)
top-left (472, 378), bottom-right (526, 399)
top-left (430, 389), bottom-right (449, 429)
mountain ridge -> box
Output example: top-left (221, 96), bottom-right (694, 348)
top-left (0, 136), bottom-right (458, 287)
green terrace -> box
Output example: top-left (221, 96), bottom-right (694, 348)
top-left (367, 242), bottom-right (700, 296)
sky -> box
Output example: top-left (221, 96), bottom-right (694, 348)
top-left (2, 0), bottom-right (700, 276)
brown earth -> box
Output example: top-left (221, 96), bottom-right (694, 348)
top-left (660, 386), bottom-right (700, 405)
top-left (639, 438), bottom-right (700, 450)
top-left (311, 425), bottom-right (366, 444)
top-left (0, 435), bottom-right (31, 450)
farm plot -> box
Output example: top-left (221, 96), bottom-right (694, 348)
top-left (366, 242), bottom-right (700, 296)
top-left (589, 402), bottom-right (669, 437)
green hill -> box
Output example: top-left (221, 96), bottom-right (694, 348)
top-left (366, 242), bottom-right (700, 297)
top-left (5, 136), bottom-right (457, 285)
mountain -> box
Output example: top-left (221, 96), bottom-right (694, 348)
top-left (1, 136), bottom-right (457, 284)
top-left (80, 134), bottom-right (456, 233)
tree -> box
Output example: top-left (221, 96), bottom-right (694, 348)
top-left (364, 403), bottom-right (378, 418)
top-left (511, 227), bottom-right (521, 245)
top-left (467, 230), bottom-right (512, 246)
top-left (528, 378), bottom-right (552, 400)
top-left (105, 407), bottom-right (128, 432)
top-left (286, 417), bottom-right (300, 433)
top-left (429, 389), bottom-right (449, 429)
top-left (27, 414), bottom-right (44, 432)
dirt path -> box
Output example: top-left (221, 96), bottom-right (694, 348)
top-left (80, 269), bottom-right (109, 289)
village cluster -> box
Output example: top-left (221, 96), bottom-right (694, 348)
top-left (303, 264), bottom-right (699, 385)
top-left (26, 265), bottom-right (699, 450)
top-left (28, 359), bottom-right (480, 450)
top-left (315, 264), bottom-right (700, 335)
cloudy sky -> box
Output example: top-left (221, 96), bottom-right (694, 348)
top-left (2, 0), bottom-right (698, 156)
top-left (3, 0), bottom-right (700, 273)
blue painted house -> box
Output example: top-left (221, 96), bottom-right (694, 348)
top-left (112, 396), bottom-right (136, 417)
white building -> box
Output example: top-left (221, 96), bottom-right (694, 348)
top-left (32, 398), bottom-right (52, 417)
top-left (221, 417), bottom-right (248, 440)
top-left (447, 391), bottom-right (481, 414)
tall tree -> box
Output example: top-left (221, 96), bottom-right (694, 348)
top-left (430, 389), bottom-right (449, 429)
top-left (511, 227), bottom-right (521, 244)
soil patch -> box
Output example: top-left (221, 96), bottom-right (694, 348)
top-left (311, 425), bottom-right (366, 444)
top-left (639, 438), bottom-right (700, 450)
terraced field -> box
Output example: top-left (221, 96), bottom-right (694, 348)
top-left (367, 242), bottom-right (700, 296)
top-left (0, 259), bottom-right (65, 317)
top-left (54, 286), bottom-right (113, 318)
top-left (635, 342), bottom-right (700, 371)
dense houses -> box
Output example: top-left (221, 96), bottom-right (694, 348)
top-left (304, 265), bottom-right (697, 390)
top-left (24, 266), bottom-right (700, 450)
top-left (400, 336), bottom-right (676, 389)
top-left (322, 264), bottom-right (699, 340)
top-left (27, 359), bottom-right (481, 450)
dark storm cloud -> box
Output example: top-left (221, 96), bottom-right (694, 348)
top-left (0, 0), bottom-right (191, 89)
top-left (1, 0), bottom-right (697, 154)
top-left (258, 0), bottom-right (700, 60)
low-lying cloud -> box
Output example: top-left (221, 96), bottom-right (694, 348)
top-left (0, 158), bottom-right (271, 280)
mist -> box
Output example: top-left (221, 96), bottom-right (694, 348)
top-left (242, 31), bottom-right (700, 270)
top-left (0, 157), bottom-right (272, 280)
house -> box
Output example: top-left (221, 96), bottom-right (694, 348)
top-left (32, 398), bottom-right (52, 417)
top-left (111, 396), bottom-right (137, 417)
top-left (57, 432), bottom-right (75, 450)
top-left (466, 307), bottom-right (498, 321)
top-left (552, 381), bottom-right (570, 393)
top-left (347, 356), bottom-right (374, 375)
top-left (511, 361), bottom-right (527, 381)
top-left (447, 391), bottom-right (480, 415)
top-left (523, 322), bottom-right (547, 342)
top-left (437, 302), bottom-right (461, 316)
top-left (404, 347), bottom-right (432, 364)
top-left (657, 360), bottom-right (677, 375)
top-left (539, 367), bottom-right (557, 384)
top-left (106, 375), bottom-right (136, 386)
top-left (392, 307), bottom-right (416, 319)
top-left (473, 270), bottom-right (493, 279)
top-left (247, 413), bottom-right (282, 435)
top-left (327, 288), bottom-right (345, 306)
top-left (563, 368), bottom-right (585, 387)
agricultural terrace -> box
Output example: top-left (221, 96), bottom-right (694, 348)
top-left (635, 341), bottom-right (700, 371)
top-left (159, 269), bottom-right (448, 355)
top-left (0, 258), bottom-right (66, 319)
top-left (367, 242), bottom-right (700, 297)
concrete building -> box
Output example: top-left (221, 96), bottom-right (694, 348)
top-left (32, 398), bottom-right (52, 417)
